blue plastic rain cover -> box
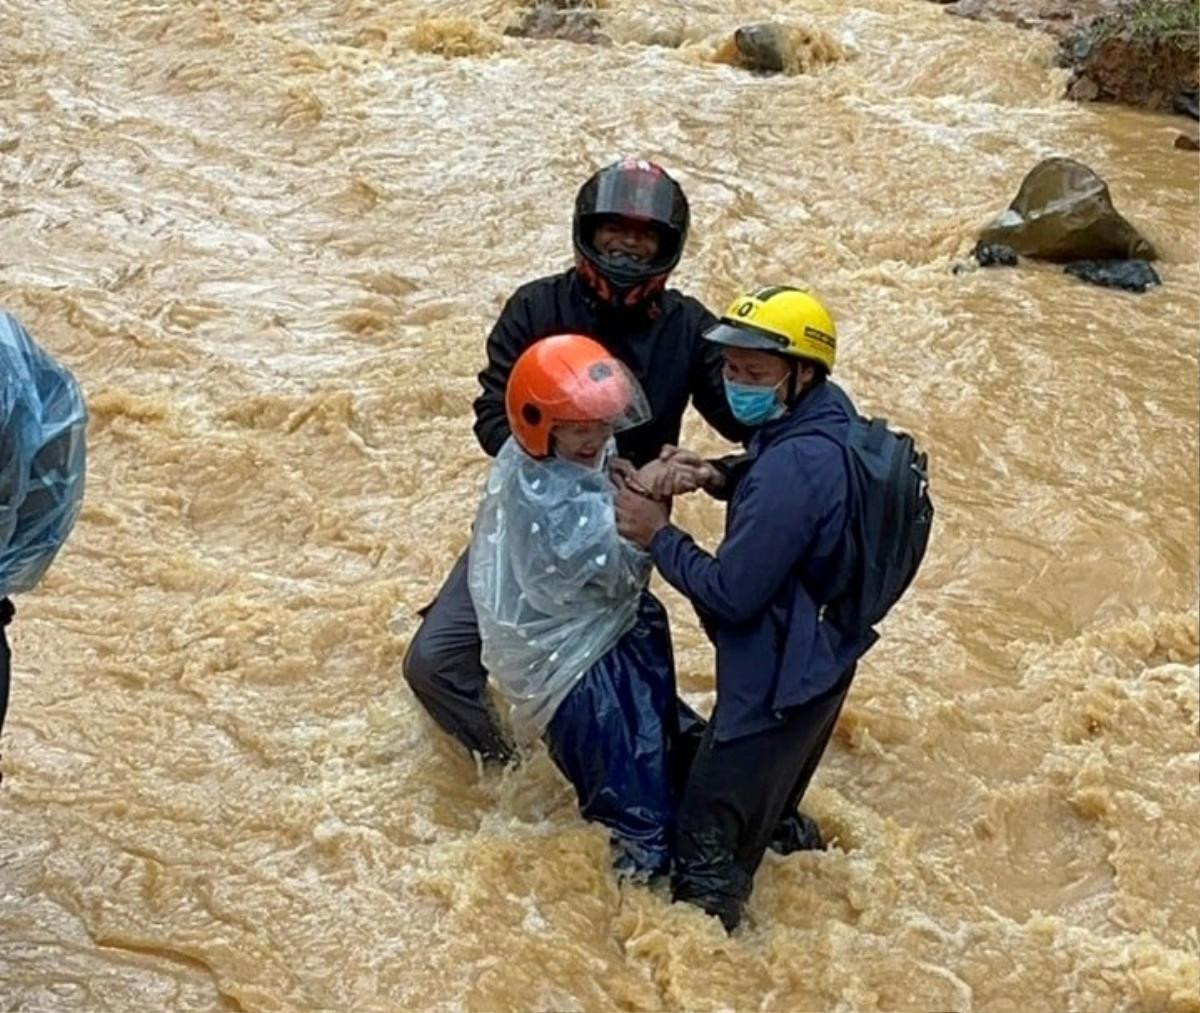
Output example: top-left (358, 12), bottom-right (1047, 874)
top-left (0, 312), bottom-right (87, 597)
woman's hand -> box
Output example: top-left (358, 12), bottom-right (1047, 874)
top-left (608, 456), bottom-right (650, 496)
top-left (632, 459), bottom-right (674, 499)
top-left (654, 445), bottom-right (724, 496)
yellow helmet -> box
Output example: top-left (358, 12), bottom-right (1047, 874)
top-left (704, 285), bottom-right (836, 372)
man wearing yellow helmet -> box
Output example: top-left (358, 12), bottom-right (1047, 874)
top-left (616, 285), bottom-right (875, 931)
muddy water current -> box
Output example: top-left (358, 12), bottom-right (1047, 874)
top-left (1, 1), bottom-right (1197, 1010)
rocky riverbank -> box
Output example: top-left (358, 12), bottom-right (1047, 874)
top-left (937, 0), bottom-right (1198, 113)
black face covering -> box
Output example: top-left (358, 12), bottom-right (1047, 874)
top-left (599, 247), bottom-right (653, 275)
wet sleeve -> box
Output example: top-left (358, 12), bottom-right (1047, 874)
top-left (648, 446), bottom-right (844, 624)
top-left (704, 452), bottom-right (752, 502)
top-left (687, 305), bottom-right (752, 446)
top-left (472, 292), bottom-right (534, 457)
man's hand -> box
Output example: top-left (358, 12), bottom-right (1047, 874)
top-left (656, 445), bottom-right (725, 496)
top-left (615, 485), bottom-right (671, 549)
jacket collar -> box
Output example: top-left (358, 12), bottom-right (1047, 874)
top-left (749, 381), bottom-right (853, 454)
top-left (568, 269), bottom-right (663, 329)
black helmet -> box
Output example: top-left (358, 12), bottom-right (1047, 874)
top-left (572, 159), bottom-right (690, 310)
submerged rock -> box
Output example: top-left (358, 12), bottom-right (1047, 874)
top-left (1175, 132), bottom-right (1200, 150)
top-left (941, 0), bottom-right (1094, 25)
top-left (973, 241), bottom-right (1019, 267)
top-left (978, 158), bottom-right (1155, 263)
top-left (1067, 74), bottom-right (1102, 101)
top-left (644, 25), bottom-right (685, 49)
top-left (715, 21), bottom-right (846, 75)
top-left (504, 0), bottom-right (609, 46)
top-left (944, 0), bottom-right (988, 21)
top-left (1064, 259), bottom-right (1162, 293)
top-left (409, 17), bottom-right (501, 58)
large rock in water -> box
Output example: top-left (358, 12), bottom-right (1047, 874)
top-left (977, 157), bottom-right (1155, 262)
top-left (733, 23), bottom-right (791, 72)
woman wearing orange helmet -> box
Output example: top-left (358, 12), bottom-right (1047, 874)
top-left (468, 334), bottom-right (681, 878)
top-left (503, 332), bottom-right (649, 464)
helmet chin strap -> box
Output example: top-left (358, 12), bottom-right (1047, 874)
top-left (781, 360), bottom-right (822, 408)
top-left (775, 360), bottom-right (800, 408)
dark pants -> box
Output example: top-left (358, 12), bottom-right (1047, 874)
top-left (401, 552), bottom-right (706, 776)
top-left (545, 594), bottom-right (679, 876)
top-left (672, 665), bottom-right (855, 931)
top-left (0, 598), bottom-right (13, 744)
top-left (401, 551), bottom-right (514, 763)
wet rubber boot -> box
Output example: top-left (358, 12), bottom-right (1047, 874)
top-left (768, 810), bottom-right (824, 854)
top-left (672, 854), bottom-right (753, 932)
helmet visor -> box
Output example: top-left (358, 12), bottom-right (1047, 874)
top-left (703, 319), bottom-right (792, 353)
top-left (545, 357), bottom-right (650, 434)
top-left (589, 169), bottom-right (681, 227)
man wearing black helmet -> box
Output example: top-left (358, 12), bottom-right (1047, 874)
top-left (402, 158), bottom-right (747, 765)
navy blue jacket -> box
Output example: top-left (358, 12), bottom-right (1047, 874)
top-left (472, 270), bottom-right (749, 467)
top-left (649, 381), bottom-right (878, 742)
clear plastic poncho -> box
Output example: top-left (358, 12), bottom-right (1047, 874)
top-left (0, 312), bottom-right (87, 598)
top-left (468, 438), bottom-right (651, 737)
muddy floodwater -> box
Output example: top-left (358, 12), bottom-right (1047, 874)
top-left (1, 1), bottom-right (1197, 1010)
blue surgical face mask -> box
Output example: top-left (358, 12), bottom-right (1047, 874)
top-left (724, 377), bottom-right (785, 426)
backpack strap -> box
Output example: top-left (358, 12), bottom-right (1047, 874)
top-left (864, 417), bottom-right (888, 454)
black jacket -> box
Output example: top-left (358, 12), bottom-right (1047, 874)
top-left (472, 270), bottom-right (748, 467)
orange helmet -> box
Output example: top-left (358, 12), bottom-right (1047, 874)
top-left (505, 334), bottom-right (649, 458)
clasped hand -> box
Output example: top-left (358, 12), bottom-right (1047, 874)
top-left (609, 447), bottom-right (721, 548)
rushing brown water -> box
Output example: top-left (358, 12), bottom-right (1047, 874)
top-left (1, 1), bottom-right (1197, 1010)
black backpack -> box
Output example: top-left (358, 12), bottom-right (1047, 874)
top-left (805, 415), bottom-right (934, 636)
